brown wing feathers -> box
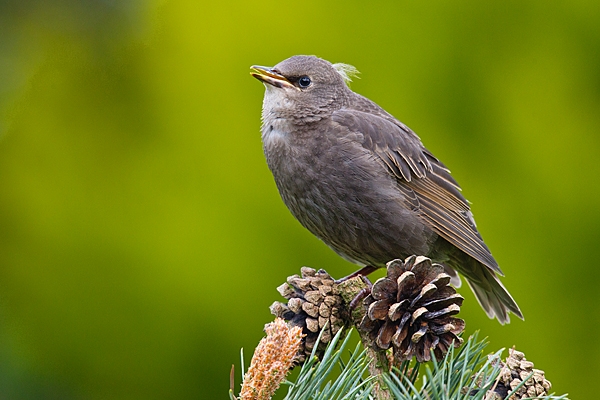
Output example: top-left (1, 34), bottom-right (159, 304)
top-left (333, 108), bottom-right (501, 274)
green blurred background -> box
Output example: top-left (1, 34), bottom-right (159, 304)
top-left (0, 0), bottom-right (598, 398)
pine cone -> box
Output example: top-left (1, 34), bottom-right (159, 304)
top-left (270, 267), bottom-right (347, 363)
top-left (488, 348), bottom-right (552, 399)
top-left (359, 256), bottom-right (465, 363)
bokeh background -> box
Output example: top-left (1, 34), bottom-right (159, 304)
top-left (0, 0), bottom-right (598, 398)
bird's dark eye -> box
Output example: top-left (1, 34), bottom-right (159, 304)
top-left (298, 76), bottom-right (311, 88)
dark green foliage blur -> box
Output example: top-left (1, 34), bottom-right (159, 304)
top-left (0, 0), bottom-right (598, 398)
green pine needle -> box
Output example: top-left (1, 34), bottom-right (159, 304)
top-left (233, 329), bottom-right (569, 399)
top-left (282, 329), bottom-right (376, 400)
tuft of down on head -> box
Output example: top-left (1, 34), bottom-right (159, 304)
top-left (332, 63), bottom-right (360, 86)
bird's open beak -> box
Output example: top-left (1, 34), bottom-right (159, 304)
top-left (250, 66), bottom-right (296, 90)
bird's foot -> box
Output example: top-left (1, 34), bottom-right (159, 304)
top-left (348, 275), bottom-right (373, 311)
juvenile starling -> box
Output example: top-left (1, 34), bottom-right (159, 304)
top-left (250, 55), bottom-right (522, 324)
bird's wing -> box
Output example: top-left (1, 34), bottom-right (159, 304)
top-left (331, 108), bottom-right (501, 274)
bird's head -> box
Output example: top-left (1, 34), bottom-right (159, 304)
top-left (251, 55), bottom-right (358, 121)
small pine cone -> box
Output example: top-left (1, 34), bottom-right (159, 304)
top-left (270, 267), bottom-right (348, 363)
top-left (488, 348), bottom-right (552, 399)
top-left (359, 255), bottom-right (465, 363)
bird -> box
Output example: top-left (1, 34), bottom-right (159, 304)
top-left (250, 55), bottom-right (522, 324)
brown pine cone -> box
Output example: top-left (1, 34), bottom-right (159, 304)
top-left (270, 267), bottom-right (348, 363)
top-left (360, 256), bottom-right (465, 363)
top-left (488, 348), bottom-right (552, 399)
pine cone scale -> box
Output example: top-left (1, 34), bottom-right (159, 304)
top-left (423, 303), bottom-right (461, 320)
top-left (409, 283), bottom-right (437, 308)
top-left (430, 273), bottom-right (452, 288)
top-left (485, 348), bottom-right (553, 399)
top-left (388, 301), bottom-right (406, 321)
top-left (359, 256), bottom-right (466, 363)
top-left (396, 271), bottom-right (416, 298)
top-left (368, 299), bottom-right (393, 320)
top-left (420, 293), bottom-right (464, 311)
top-left (376, 320), bottom-right (397, 349)
top-left (411, 307), bottom-right (428, 324)
top-left (271, 268), bottom-right (348, 364)
top-left (372, 278), bottom-right (398, 300)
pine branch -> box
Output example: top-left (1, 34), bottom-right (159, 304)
top-left (231, 258), bottom-right (569, 399)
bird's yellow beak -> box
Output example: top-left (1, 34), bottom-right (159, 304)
top-left (250, 66), bottom-right (296, 90)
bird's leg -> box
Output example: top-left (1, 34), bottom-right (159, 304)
top-left (349, 275), bottom-right (373, 311)
top-left (335, 267), bottom-right (377, 311)
top-left (334, 265), bottom-right (378, 284)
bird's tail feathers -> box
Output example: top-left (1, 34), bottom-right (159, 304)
top-left (457, 256), bottom-right (523, 325)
